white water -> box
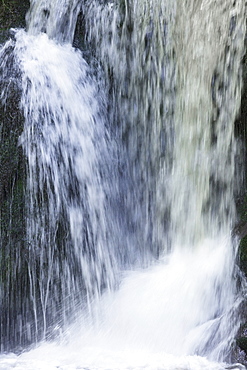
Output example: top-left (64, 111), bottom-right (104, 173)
top-left (0, 0), bottom-right (246, 369)
top-left (0, 244), bottom-right (245, 369)
top-left (15, 29), bottom-right (117, 339)
top-left (26, 0), bottom-right (81, 43)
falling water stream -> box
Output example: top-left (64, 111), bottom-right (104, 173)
top-left (0, 0), bottom-right (246, 369)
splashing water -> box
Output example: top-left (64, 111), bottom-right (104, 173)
top-left (0, 0), bottom-right (246, 369)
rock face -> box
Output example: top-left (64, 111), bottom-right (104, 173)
top-left (0, 1), bottom-right (29, 41)
top-left (0, 0), bottom-right (30, 352)
top-left (231, 32), bottom-right (247, 366)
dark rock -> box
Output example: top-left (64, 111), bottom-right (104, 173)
top-left (237, 337), bottom-right (247, 355)
top-left (0, 0), bottom-right (29, 29)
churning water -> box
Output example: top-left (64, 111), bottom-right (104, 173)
top-left (0, 0), bottom-right (246, 369)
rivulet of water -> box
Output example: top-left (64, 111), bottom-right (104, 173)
top-left (0, 0), bottom-right (246, 369)
top-left (26, 0), bottom-right (81, 43)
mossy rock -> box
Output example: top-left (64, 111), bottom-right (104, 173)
top-left (0, 30), bottom-right (28, 350)
top-left (0, 0), bottom-right (29, 43)
top-left (237, 337), bottom-right (247, 354)
top-left (239, 236), bottom-right (247, 276)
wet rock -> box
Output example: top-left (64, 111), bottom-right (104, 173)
top-left (0, 0), bottom-right (29, 43)
top-left (237, 337), bottom-right (247, 354)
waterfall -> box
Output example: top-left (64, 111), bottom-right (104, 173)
top-left (0, 0), bottom-right (246, 369)
top-left (0, 0), bottom-right (119, 347)
top-left (17, 30), bottom-right (117, 339)
top-left (172, 1), bottom-right (244, 246)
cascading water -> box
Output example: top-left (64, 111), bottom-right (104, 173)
top-left (26, 0), bottom-right (81, 43)
top-left (0, 0), bottom-right (246, 369)
top-left (0, 0), bottom-right (119, 350)
top-left (18, 30), bottom-right (117, 338)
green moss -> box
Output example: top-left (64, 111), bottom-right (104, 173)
top-left (0, 46), bottom-right (28, 350)
top-left (0, 0), bottom-right (29, 42)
